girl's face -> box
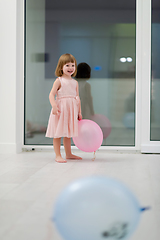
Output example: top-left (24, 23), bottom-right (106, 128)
top-left (62, 62), bottom-right (75, 77)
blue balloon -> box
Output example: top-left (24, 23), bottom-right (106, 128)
top-left (53, 176), bottom-right (145, 240)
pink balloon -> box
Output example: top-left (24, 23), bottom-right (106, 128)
top-left (91, 114), bottom-right (112, 139)
top-left (73, 119), bottom-right (103, 152)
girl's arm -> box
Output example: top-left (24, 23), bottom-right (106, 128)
top-left (49, 78), bottom-right (61, 115)
top-left (76, 82), bottom-right (82, 120)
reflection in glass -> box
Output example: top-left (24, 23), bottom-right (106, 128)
top-left (151, 0), bottom-right (160, 141)
top-left (25, 0), bottom-right (136, 146)
top-left (76, 62), bottom-right (94, 120)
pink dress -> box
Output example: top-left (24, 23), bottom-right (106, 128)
top-left (45, 77), bottom-right (80, 138)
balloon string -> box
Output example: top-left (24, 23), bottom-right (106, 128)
top-left (92, 151), bottom-right (96, 161)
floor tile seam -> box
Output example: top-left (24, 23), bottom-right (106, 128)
top-left (0, 161), bottom-right (25, 176)
top-left (0, 161), bottom-right (69, 197)
top-left (16, 160), bottom-right (57, 181)
top-left (0, 167), bottom-right (48, 186)
top-left (0, 182), bottom-right (28, 199)
top-left (1, 174), bottom-right (60, 202)
top-left (0, 157), bottom-right (52, 176)
top-left (0, 183), bottom-right (20, 200)
top-left (25, 161), bottom-right (75, 178)
top-left (0, 169), bottom-right (19, 177)
top-left (0, 165), bottom-right (50, 199)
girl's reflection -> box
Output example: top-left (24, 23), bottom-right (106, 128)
top-left (76, 62), bottom-right (94, 119)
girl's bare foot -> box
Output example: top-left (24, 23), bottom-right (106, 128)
top-left (55, 156), bottom-right (67, 163)
top-left (66, 154), bottom-right (82, 160)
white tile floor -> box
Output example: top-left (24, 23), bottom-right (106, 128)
top-left (0, 149), bottom-right (160, 240)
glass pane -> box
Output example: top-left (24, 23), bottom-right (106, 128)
top-left (151, 0), bottom-right (160, 141)
top-left (25, 0), bottom-right (136, 146)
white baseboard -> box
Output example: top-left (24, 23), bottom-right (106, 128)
top-left (0, 143), bottom-right (22, 154)
top-left (141, 144), bottom-right (160, 153)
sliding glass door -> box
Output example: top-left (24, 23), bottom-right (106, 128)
top-left (140, 0), bottom-right (160, 153)
top-left (24, 0), bottom-right (136, 147)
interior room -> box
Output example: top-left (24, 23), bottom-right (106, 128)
top-left (0, 0), bottom-right (160, 240)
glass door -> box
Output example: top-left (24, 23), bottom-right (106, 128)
top-left (24, 0), bottom-right (136, 148)
top-left (141, 0), bottom-right (160, 153)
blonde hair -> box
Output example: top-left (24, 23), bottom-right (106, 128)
top-left (55, 53), bottom-right (77, 77)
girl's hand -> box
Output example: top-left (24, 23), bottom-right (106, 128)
top-left (78, 113), bottom-right (82, 121)
top-left (52, 104), bottom-right (60, 115)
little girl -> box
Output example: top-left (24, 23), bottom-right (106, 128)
top-left (46, 53), bottom-right (82, 163)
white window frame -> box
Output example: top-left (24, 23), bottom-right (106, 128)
top-left (140, 0), bottom-right (160, 153)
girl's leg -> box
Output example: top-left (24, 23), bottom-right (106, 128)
top-left (63, 137), bottom-right (82, 160)
top-left (53, 138), bottom-right (67, 163)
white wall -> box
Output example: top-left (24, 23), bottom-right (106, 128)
top-left (0, 0), bottom-right (18, 153)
